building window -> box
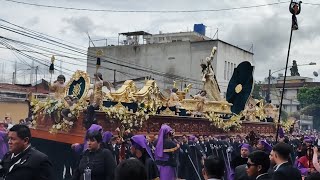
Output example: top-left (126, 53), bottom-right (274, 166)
top-left (230, 63), bottom-right (234, 78)
top-left (224, 61), bottom-right (227, 80)
top-left (227, 62), bottom-right (230, 80)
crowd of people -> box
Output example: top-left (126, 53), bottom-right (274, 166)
top-left (1, 123), bottom-right (320, 180)
top-left (68, 124), bottom-right (320, 180)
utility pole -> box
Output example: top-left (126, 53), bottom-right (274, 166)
top-left (113, 69), bottom-right (116, 88)
top-left (14, 60), bottom-right (17, 84)
top-left (12, 72), bottom-right (15, 84)
top-left (60, 61), bottom-right (62, 75)
top-left (30, 60), bottom-right (34, 84)
top-left (35, 66), bottom-right (38, 92)
top-left (266, 69), bottom-right (271, 102)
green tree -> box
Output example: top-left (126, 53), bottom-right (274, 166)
top-left (252, 81), bottom-right (263, 99)
top-left (297, 87), bottom-right (320, 107)
top-left (298, 87), bottom-right (320, 129)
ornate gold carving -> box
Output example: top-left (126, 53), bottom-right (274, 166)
top-left (235, 84), bottom-right (242, 94)
top-left (72, 83), bottom-right (82, 97)
top-left (133, 80), bottom-right (167, 112)
top-left (181, 99), bottom-right (232, 114)
top-left (96, 50), bottom-right (103, 57)
top-left (114, 101), bottom-right (126, 110)
top-left (65, 70), bottom-right (90, 103)
top-left (159, 107), bottom-right (176, 116)
top-left (109, 80), bottom-right (137, 103)
top-left (184, 84), bottom-right (193, 93)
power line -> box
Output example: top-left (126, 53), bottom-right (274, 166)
top-left (304, 2), bottom-right (320, 6)
top-left (2, 0), bottom-right (290, 13)
top-left (0, 19), bottom-right (226, 88)
top-left (0, 19), bottom-right (202, 83)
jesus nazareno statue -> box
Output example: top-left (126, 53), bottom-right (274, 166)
top-left (290, 60), bottom-right (300, 76)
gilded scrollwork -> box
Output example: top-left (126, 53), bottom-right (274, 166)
top-left (109, 80), bottom-right (137, 103)
top-left (64, 70), bottom-right (91, 103)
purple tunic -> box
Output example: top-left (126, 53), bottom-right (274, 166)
top-left (155, 124), bottom-right (177, 180)
top-left (0, 131), bottom-right (8, 159)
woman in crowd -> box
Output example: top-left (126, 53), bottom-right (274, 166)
top-left (72, 129), bottom-right (116, 180)
top-left (297, 146), bottom-right (316, 176)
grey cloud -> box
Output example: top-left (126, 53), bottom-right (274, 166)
top-left (62, 16), bottom-right (97, 34)
top-left (23, 17), bottom-right (40, 26)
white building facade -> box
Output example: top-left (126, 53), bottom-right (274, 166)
top-left (87, 32), bottom-right (253, 98)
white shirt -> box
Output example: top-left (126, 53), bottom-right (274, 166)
top-left (274, 161), bottom-right (288, 171)
top-left (256, 173), bottom-right (268, 179)
top-left (9, 145), bottom-right (31, 172)
top-left (207, 178), bottom-right (221, 180)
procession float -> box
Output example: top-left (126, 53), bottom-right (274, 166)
top-left (28, 47), bottom-right (285, 145)
top-left (25, 46), bottom-right (296, 179)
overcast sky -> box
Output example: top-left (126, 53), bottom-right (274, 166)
top-left (0, 0), bottom-right (319, 84)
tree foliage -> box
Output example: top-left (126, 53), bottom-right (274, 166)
top-left (297, 87), bottom-right (320, 108)
top-left (301, 104), bottom-right (320, 119)
top-left (298, 87), bottom-right (320, 129)
top-left (252, 81), bottom-right (263, 99)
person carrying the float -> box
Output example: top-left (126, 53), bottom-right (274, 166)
top-left (179, 135), bottom-right (205, 180)
top-left (231, 143), bottom-right (251, 169)
top-left (154, 124), bottom-right (180, 180)
top-left (72, 125), bottom-right (116, 180)
top-left (131, 135), bottom-right (159, 180)
top-left (71, 124), bottom-right (113, 154)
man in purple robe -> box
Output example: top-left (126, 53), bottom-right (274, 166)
top-left (155, 124), bottom-right (180, 180)
top-left (0, 130), bottom-right (8, 160)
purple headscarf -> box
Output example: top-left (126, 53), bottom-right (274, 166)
top-left (155, 124), bottom-right (172, 158)
top-left (131, 135), bottom-right (154, 161)
top-left (259, 140), bottom-right (272, 152)
top-left (74, 124), bottom-right (103, 153)
top-left (103, 131), bottom-right (113, 144)
top-left (188, 135), bottom-right (196, 142)
top-left (87, 124), bottom-right (103, 134)
top-left (241, 143), bottom-right (251, 150)
top-left (304, 137), bottom-right (312, 143)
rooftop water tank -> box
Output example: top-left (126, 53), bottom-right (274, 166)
top-left (194, 24), bottom-right (206, 36)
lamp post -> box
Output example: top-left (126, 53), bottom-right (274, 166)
top-left (266, 62), bottom-right (316, 102)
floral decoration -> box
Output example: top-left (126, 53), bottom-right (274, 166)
top-left (30, 97), bottom-right (86, 133)
top-left (102, 102), bottom-right (150, 130)
top-left (205, 112), bottom-right (242, 131)
top-left (279, 118), bottom-right (295, 133)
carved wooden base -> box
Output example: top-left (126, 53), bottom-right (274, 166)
top-left (31, 112), bottom-right (276, 144)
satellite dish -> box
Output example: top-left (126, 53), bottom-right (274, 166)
top-left (313, 71), bottom-right (319, 77)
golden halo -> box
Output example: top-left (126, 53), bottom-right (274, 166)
top-left (235, 84), bottom-right (242, 94)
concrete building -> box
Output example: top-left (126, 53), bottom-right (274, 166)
top-left (299, 115), bottom-right (313, 130)
top-left (0, 80), bottom-right (49, 123)
top-left (144, 31), bottom-right (211, 44)
top-left (261, 75), bottom-right (320, 113)
top-left (87, 31), bottom-right (254, 97)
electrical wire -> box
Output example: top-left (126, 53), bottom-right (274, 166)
top-left (0, 19), bottom-right (208, 84)
top-left (2, 0), bottom-right (290, 13)
top-left (0, 18), bottom-right (231, 88)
